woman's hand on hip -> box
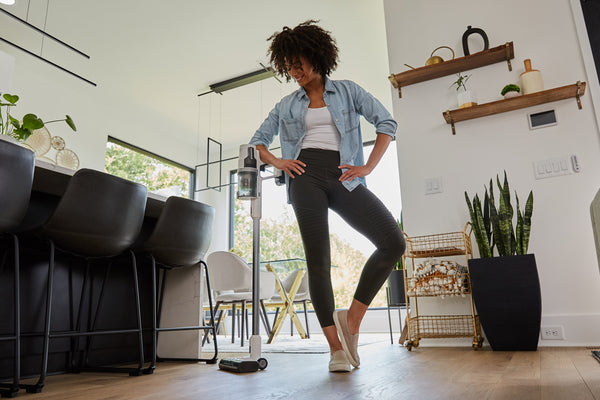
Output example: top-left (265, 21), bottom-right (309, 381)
top-left (338, 164), bottom-right (373, 182)
top-left (272, 158), bottom-right (306, 178)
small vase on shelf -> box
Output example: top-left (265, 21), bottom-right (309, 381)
top-left (457, 90), bottom-right (477, 108)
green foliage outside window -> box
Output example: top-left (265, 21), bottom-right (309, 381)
top-left (105, 141), bottom-right (190, 197)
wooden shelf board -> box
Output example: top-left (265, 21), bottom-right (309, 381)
top-left (389, 42), bottom-right (514, 88)
top-left (443, 82), bottom-right (586, 124)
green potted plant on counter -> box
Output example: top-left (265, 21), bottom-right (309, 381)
top-left (0, 92), bottom-right (76, 142)
top-left (464, 171), bottom-right (540, 351)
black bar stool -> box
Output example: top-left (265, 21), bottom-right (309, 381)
top-left (0, 140), bottom-right (35, 398)
top-left (139, 196), bottom-right (217, 372)
top-left (27, 168), bottom-right (148, 393)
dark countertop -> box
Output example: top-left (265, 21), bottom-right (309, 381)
top-left (33, 160), bottom-right (166, 219)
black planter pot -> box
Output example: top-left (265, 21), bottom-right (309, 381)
top-left (468, 254), bottom-right (541, 351)
top-left (387, 270), bottom-right (406, 306)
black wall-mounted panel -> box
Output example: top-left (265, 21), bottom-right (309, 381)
top-left (581, 0), bottom-right (600, 83)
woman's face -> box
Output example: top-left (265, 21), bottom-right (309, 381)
top-left (286, 55), bottom-right (321, 88)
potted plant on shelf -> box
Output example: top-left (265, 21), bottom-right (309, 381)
top-left (0, 92), bottom-right (76, 143)
top-left (501, 84), bottom-right (521, 99)
top-left (451, 72), bottom-right (477, 108)
top-left (464, 171), bottom-right (540, 351)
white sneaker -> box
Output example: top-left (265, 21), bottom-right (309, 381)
top-left (329, 350), bottom-right (351, 372)
top-left (333, 309), bottom-right (360, 367)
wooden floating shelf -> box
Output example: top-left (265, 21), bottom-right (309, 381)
top-left (443, 82), bottom-right (586, 134)
top-left (388, 42), bottom-right (514, 98)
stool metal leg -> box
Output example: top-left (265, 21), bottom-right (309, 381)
top-left (0, 234), bottom-right (20, 398)
top-left (131, 251), bottom-right (145, 374)
top-left (203, 303), bottom-right (224, 346)
top-left (157, 267), bottom-right (168, 330)
top-left (81, 251), bottom-right (145, 376)
top-left (20, 240), bottom-right (55, 394)
top-left (80, 261), bottom-right (109, 369)
top-left (144, 255), bottom-right (158, 374)
top-left (72, 261), bottom-right (91, 371)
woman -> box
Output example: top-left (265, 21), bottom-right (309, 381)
top-left (249, 20), bottom-right (405, 372)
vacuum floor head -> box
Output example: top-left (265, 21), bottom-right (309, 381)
top-left (218, 357), bottom-right (268, 373)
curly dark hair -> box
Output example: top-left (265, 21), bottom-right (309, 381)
top-left (267, 20), bottom-right (339, 82)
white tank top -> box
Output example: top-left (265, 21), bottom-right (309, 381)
top-left (302, 106), bottom-right (341, 151)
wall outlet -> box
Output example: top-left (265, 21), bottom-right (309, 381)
top-left (541, 325), bottom-right (565, 340)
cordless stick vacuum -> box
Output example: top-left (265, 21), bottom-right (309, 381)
top-left (218, 144), bottom-right (284, 373)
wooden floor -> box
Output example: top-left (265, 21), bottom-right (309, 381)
top-left (13, 341), bottom-right (600, 400)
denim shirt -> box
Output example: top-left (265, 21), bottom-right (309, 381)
top-left (249, 77), bottom-right (397, 193)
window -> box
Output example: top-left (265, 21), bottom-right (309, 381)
top-left (105, 137), bottom-right (194, 198)
top-left (230, 142), bottom-right (402, 309)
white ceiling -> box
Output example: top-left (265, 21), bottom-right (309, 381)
top-left (0, 0), bottom-right (393, 165)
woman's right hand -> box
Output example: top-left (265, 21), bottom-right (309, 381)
top-left (255, 144), bottom-right (306, 178)
top-left (271, 158), bottom-right (306, 178)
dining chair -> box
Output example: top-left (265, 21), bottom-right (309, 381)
top-left (205, 251), bottom-right (275, 346)
top-left (0, 140), bottom-right (35, 398)
top-left (262, 266), bottom-right (310, 344)
top-left (29, 168), bottom-right (148, 393)
top-left (139, 196), bottom-right (218, 371)
top-left (263, 268), bottom-right (312, 339)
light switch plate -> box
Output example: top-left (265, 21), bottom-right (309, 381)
top-left (533, 156), bottom-right (573, 179)
top-left (425, 177), bottom-right (443, 195)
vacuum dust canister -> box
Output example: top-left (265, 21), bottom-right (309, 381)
top-left (237, 144), bottom-right (258, 199)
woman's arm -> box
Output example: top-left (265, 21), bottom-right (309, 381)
top-left (338, 133), bottom-right (392, 182)
top-left (256, 145), bottom-right (306, 178)
top-left (350, 81), bottom-right (397, 139)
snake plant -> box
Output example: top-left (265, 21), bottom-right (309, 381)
top-left (465, 171), bottom-right (533, 258)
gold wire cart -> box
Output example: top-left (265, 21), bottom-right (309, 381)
top-left (401, 222), bottom-right (483, 350)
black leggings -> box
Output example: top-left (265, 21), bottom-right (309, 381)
top-left (289, 148), bottom-right (405, 327)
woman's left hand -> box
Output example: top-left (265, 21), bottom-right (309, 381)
top-left (338, 164), bottom-right (373, 182)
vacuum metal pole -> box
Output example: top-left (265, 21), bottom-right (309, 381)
top-left (249, 149), bottom-right (263, 361)
top-left (251, 218), bottom-right (261, 341)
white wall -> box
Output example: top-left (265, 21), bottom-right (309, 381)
top-left (384, 0), bottom-right (600, 345)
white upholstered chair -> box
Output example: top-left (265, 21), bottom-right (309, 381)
top-left (205, 251), bottom-right (275, 346)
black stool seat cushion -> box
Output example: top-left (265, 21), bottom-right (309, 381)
top-left (142, 196), bottom-right (214, 268)
top-left (0, 140), bottom-right (35, 232)
top-left (42, 168), bottom-right (147, 257)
